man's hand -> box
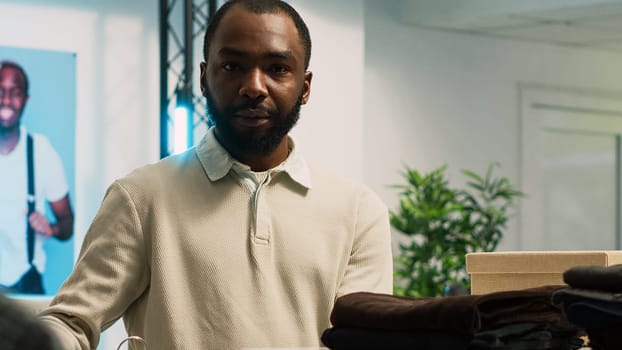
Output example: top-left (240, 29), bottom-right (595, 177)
top-left (28, 211), bottom-right (54, 237)
top-left (27, 195), bottom-right (74, 240)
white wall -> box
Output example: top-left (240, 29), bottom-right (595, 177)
top-left (291, 0), bottom-right (366, 182)
top-left (364, 1), bottom-right (622, 251)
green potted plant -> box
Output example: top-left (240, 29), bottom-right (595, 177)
top-left (390, 163), bottom-right (523, 297)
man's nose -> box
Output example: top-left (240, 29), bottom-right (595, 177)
top-left (239, 68), bottom-right (268, 101)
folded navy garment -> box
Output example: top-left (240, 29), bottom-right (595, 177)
top-left (468, 322), bottom-right (583, 350)
top-left (566, 300), bottom-right (622, 329)
top-left (563, 264), bottom-right (622, 293)
top-left (552, 288), bottom-right (622, 350)
top-left (321, 327), bottom-right (469, 350)
top-left (552, 290), bottom-right (622, 329)
top-left (330, 285), bottom-right (567, 337)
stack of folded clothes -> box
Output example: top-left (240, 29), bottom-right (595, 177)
top-left (552, 264), bottom-right (622, 350)
top-left (322, 285), bottom-right (584, 350)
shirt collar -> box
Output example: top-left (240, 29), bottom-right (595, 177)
top-left (196, 127), bottom-right (312, 189)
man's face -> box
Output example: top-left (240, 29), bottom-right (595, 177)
top-left (200, 5), bottom-right (312, 156)
top-left (0, 67), bottom-right (28, 131)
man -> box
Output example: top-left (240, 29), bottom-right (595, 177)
top-left (40, 0), bottom-right (393, 349)
top-left (0, 61), bottom-right (74, 294)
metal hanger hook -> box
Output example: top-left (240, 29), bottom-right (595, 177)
top-left (116, 336), bottom-right (147, 350)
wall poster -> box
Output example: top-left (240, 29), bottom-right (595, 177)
top-left (0, 45), bottom-right (76, 296)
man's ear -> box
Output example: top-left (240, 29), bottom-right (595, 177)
top-left (200, 62), bottom-right (208, 97)
top-left (301, 71), bottom-right (312, 105)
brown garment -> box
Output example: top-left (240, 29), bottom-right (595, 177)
top-left (330, 285), bottom-right (567, 337)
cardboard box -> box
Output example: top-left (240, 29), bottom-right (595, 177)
top-left (466, 251), bottom-right (622, 295)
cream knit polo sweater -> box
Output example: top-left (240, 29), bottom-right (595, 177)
top-left (39, 129), bottom-right (393, 349)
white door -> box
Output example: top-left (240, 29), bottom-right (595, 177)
top-left (519, 86), bottom-right (622, 250)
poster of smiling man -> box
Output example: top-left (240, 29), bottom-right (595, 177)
top-left (0, 45), bottom-right (76, 296)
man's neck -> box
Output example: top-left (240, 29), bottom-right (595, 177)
top-left (240, 142), bottom-right (290, 172)
top-left (0, 126), bottom-right (21, 155)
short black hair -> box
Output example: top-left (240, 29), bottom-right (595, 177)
top-left (203, 0), bottom-right (312, 70)
top-left (0, 60), bottom-right (29, 96)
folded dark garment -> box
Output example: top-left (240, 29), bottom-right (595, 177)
top-left (552, 291), bottom-right (622, 329)
top-left (584, 328), bottom-right (622, 350)
top-left (566, 300), bottom-right (622, 329)
top-left (331, 285), bottom-right (567, 337)
top-left (552, 287), bottom-right (622, 305)
top-left (321, 327), bottom-right (470, 350)
top-left (468, 322), bottom-right (584, 350)
top-left (563, 264), bottom-right (622, 293)
top-left (552, 287), bottom-right (622, 329)
top-left (552, 289), bottom-right (622, 350)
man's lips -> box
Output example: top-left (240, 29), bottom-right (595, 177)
top-left (233, 108), bottom-right (270, 118)
top-left (233, 118), bottom-right (270, 128)
top-left (231, 109), bottom-right (272, 127)
top-left (0, 107), bottom-right (15, 120)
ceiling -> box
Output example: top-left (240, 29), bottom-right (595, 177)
top-left (395, 0), bottom-right (622, 53)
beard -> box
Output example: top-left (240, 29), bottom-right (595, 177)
top-left (205, 88), bottom-right (302, 156)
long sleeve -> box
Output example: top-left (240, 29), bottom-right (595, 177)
top-left (39, 181), bottom-right (150, 349)
top-left (336, 186), bottom-right (394, 298)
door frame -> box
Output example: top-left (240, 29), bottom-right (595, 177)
top-left (517, 82), bottom-right (622, 250)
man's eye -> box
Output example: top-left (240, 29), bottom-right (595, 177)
top-left (10, 89), bottom-right (24, 99)
top-left (269, 65), bottom-right (289, 74)
top-left (1, 88), bottom-right (25, 99)
top-left (222, 63), bottom-right (240, 71)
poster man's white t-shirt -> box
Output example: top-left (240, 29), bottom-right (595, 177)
top-left (0, 127), bottom-right (68, 285)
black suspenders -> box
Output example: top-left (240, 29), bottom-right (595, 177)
top-left (26, 134), bottom-right (35, 264)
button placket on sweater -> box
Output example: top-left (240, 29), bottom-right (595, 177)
top-left (252, 173), bottom-right (271, 245)
top-left (232, 166), bottom-right (274, 246)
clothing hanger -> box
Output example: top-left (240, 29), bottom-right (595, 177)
top-left (116, 336), bottom-right (147, 350)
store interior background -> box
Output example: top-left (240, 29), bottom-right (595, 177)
top-left (1, 0), bottom-right (622, 348)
